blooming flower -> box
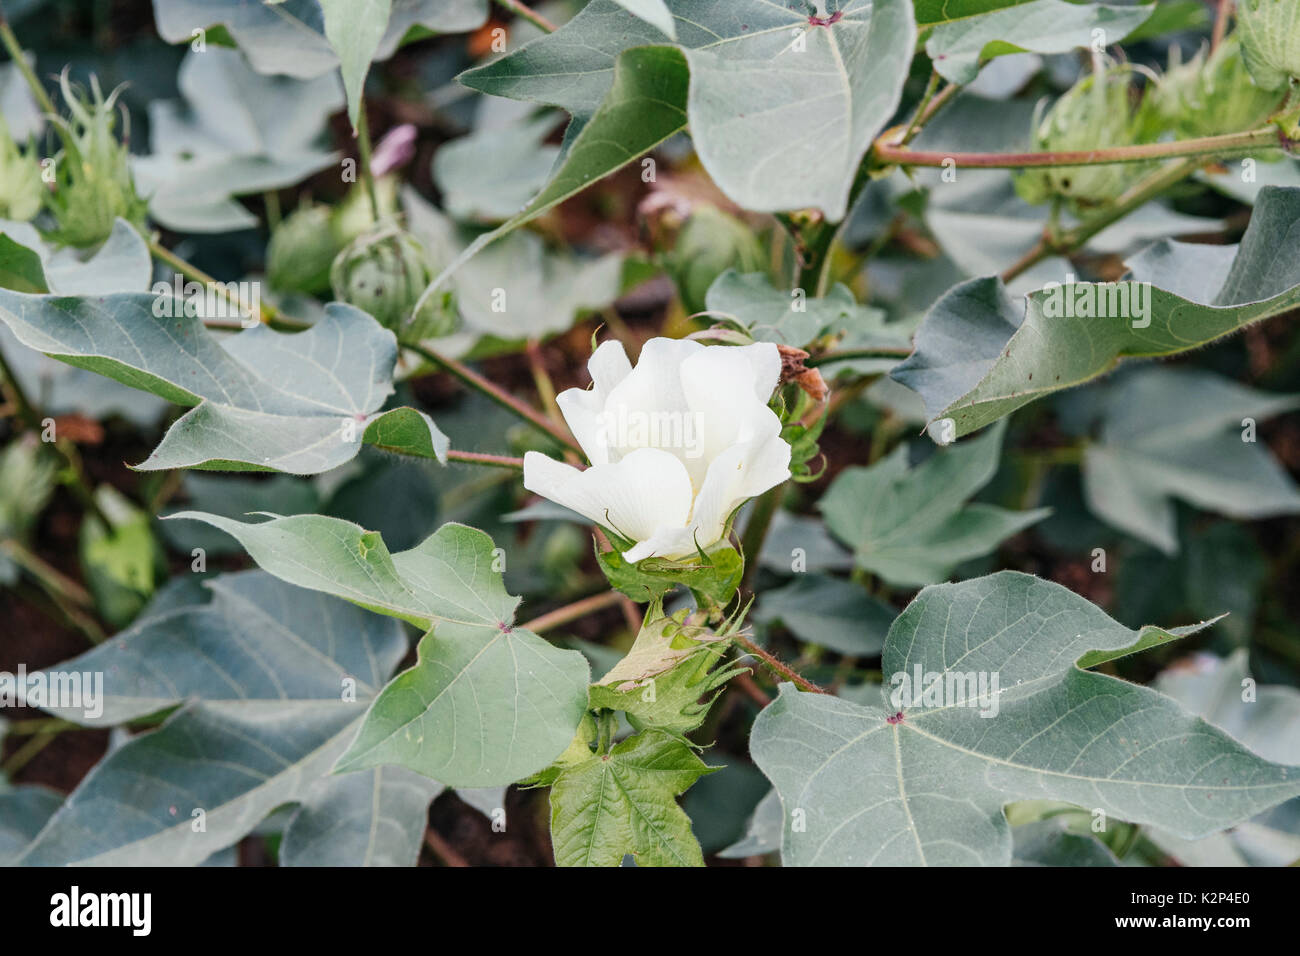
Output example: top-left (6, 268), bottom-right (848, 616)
top-left (523, 338), bottom-right (792, 563)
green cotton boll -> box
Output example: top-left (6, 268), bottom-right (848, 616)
top-left (267, 204), bottom-right (345, 295)
top-left (44, 73), bottom-right (148, 247)
top-left (1236, 0), bottom-right (1300, 91)
top-left (332, 175), bottom-right (400, 245)
top-left (1159, 35), bottom-right (1283, 139)
top-left (330, 225), bottom-right (456, 344)
top-left (668, 206), bottom-right (766, 314)
top-left (0, 117), bottom-right (44, 222)
top-left (1014, 62), bottom-right (1168, 211)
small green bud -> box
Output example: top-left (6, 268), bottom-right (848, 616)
top-left (667, 206), bottom-right (766, 314)
top-left (0, 117), bottom-right (44, 222)
top-left (1015, 62), bottom-right (1166, 210)
top-left (330, 224), bottom-right (457, 344)
top-left (266, 204), bottom-right (344, 295)
top-left (1236, 0), bottom-right (1300, 91)
top-left (1160, 35), bottom-right (1281, 138)
top-left (44, 72), bottom-right (148, 247)
top-left (333, 174), bottom-right (400, 245)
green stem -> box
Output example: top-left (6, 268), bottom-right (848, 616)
top-left (263, 189), bottom-right (281, 231)
top-left (0, 11), bottom-right (57, 116)
top-left (491, 0), bottom-right (557, 32)
top-left (1001, 156), bottom-right (1202, 282)
top-left (521, 589), bottom-right (624, 634)
top-left (355, 104), bottom-right (382, 225)
top-left (807, 346), bottom-right (912, 367)
top-left (445, 449), bottom-right (525, 470)
top-left (900, 69), bottom-right (941, 145)
top-left (875, 125), bottom-right (1283, 170)
top-left (147, 236), bottom-right (285, 326)
top-left (405, 342), bottom-right (580, 452)
top-left (734, 634), bottom-right (827, 695)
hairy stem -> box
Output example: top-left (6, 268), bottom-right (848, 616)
top-left (445, 449), bottom-right (525, 470)
top-left (405, 342), bottom-right (580, 452)
top-left (521, 590), bottom-right (625, 634)
top-left (875, 124), bottom-right (1282, 170)
top-left (734, 634), bottom-right (827, 694)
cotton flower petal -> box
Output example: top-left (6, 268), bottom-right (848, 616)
top-left (556, 340), bottom-right (634, 466)
top-left (522, 447), bottom-right (693, 545)
top-left (679, 342), bottom-right (784, 474)
top-left (601, 337), bottom-right (702, 461)
top-left (689, 433), bottom-right (793, 546)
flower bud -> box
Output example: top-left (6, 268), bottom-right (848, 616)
top-left (1160, 35), bottom-right (1281, 138)
top-left (44, 73), bottom-right (148, 247)
top-left (1236, 0), bottom-right (1300, 91)
top-left (266, 204), bottom-right (344, 295)
top-left (333, 174), bottom-right (400, 245)
top-left (0, 117), bottom-right (43, 222)
top-left (1015, 62), bottom-right (1166, 210)
top-left (330, 224), bottom-right (457, 343)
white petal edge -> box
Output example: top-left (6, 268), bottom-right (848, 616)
top-left (522, 448), bottom-right (694, 546)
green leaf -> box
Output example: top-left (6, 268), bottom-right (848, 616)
top-left (912, 0), bottom-right (1035, 28)
top-left (415, 44), bottom-right (687, 316)
top-left (152, 0), bottom-right (487, 78)
top-left (405, 190), bottom-right (624, 346)
top-left (704, 270), bottom-right (911, 368)
top-left (749, 570), bottom-right (1299, 866)
top-left (17, 571), bottom-right (414, 865)
top-left (0, 294), bottom-right (449, 474)
top-left (165, 514), bottom-right (592, 787)
top-left (818, 420), bottom-right (1048, 587)
top-left (754, 573), bottom-right (894, 657)
top-left (892, 186), bottom-right (1300, 440)
top-left (458, 0), bottom-right (916, 221)
top-left (0, 218), bottom-right (151, 295)
top-left (279, 765), bottom-right (443, 866)
top-left (927, 1), bottom-right (1154, 85)
top-left (0, 785), bottom-right (63, 865)
top-left (1011, 818), bottom-right (1119, 866)
top-left (0, 234), bottom-right (48, 293)
top-left (1151, 652), bottom-right (1300, 866)
top-left (319, 0), bottom-right (392, 128)
top-left (134, 49), bottom-right (343, 233)
top-left (612, 0), bottom-right (676, 39)
top-left (549, 730), bottom-right (714, 867)
top-left (432, 114), bottom-right (562, 223)
top-left (1078, 367), bottom-right (1300, 554)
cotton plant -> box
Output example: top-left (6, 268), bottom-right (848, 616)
top-left (0, 0), bottom-right (1299, 872)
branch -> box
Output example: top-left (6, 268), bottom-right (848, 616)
top-left (733, 634), bottom-right (828, 695)
top-left (446, 449), bottom-right (524, 469)
top-left (874, 124), bottom-right (1283, 170)
top-left (520, 590), bottom-right (625, 634)
top-left (405, 342), bottom-right (581, 452)
top-left (1001, 156), bottom-right (1202, 282)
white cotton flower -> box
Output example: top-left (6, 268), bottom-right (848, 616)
top-left (523, 337), bottom-right (792, 563)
